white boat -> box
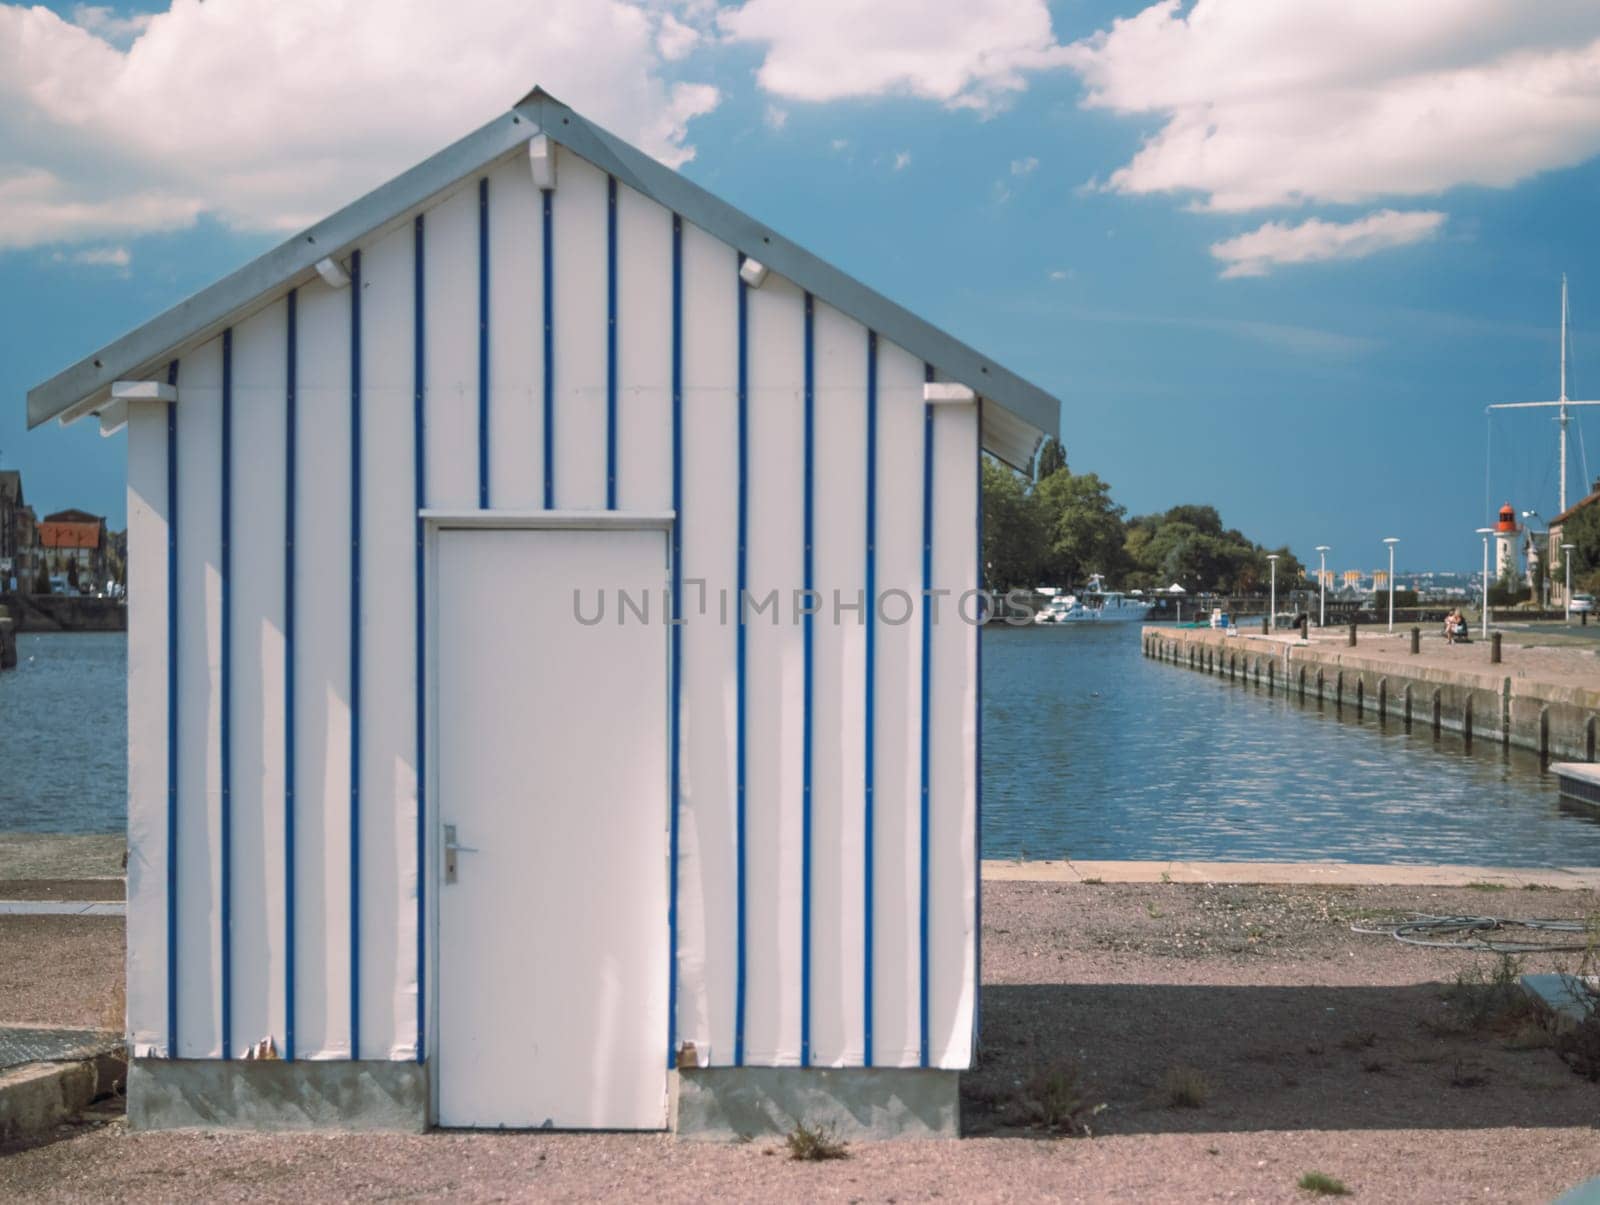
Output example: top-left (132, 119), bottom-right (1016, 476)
top-left (1033, 575), bottom-right (1154, 623)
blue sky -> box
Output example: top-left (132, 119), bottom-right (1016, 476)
top-left (4, 0), bottom-right (1600, 575)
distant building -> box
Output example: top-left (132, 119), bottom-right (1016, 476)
top-left (0, 470), bottom-right (40, 590)
top-left (1373, 569), bottom-right (1389, 590)
top-left (39, 508), bottom-right (108, 589)
top-left (1341, 569), bottom-right (1363, 590)
top-left (1548, 477), bottom-right (1600, 605)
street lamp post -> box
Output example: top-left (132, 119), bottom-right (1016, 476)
top-left (1382, 537), bottom-right (1399, 634)
top-left (1267, 554), bottom-right (1279, 632)
top-left (1315, 545), bottom-right (1330, 628)
top-left (1476, 527), bottom-right (1494, 639)
top-left (1563, 542), bottom-right (1577, 625)
top-left (1522, 510), bottom-right (1547, 608)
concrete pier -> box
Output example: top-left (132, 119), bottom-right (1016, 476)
top-left (1144, 624), bottom-right (1600, 762)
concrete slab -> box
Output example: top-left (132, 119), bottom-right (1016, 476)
top-left (983, 859), bottom-right (1600, 889)
top-left (0, 1026), bottom-right (119, 1072)
top-left (127, 1058), bottom-right (428, 1132)
top-left (1522, 973), bottom-right (1599, 1028)
top-left (0, 1049), bottom-right (124, 1144)
top-left (0, 900), bottom-right (124, 916)
top-left (671, 1067), bottom-right (959, 1142)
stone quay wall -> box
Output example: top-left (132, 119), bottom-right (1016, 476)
top-left (1143, 625), bottom-right (1599, 763)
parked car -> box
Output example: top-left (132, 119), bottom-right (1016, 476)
top-left (1571, 592), bottom-right (1595, 614)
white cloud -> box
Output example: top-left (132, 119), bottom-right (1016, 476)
top-left (1065, 0), bottom-right (1600, 212)
top-left (764, 104), bottom-right (788, 130)
top-left (1048, 268), bottom-right (1072, 281)
top-left (719, 0), bottom-right (1070, 113)
top-left (67, 245), bottom-right (131, 268)
top-left (0, 168), bottom-right (200, 249)
top-left (892, 150), bottom-right (911, 171)
top-left (1210, 209), bottom-right (1446, 278)
top-left (1011, 156), bottom-right (1039, 176)
top-left (0, 0), bottom-right (720, 248)
top-left (829, 138), bottom-right (850, 153)
top-left (655, 11), bottom-right (700, 60)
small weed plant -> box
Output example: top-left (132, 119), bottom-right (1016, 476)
top-left (1161, 1065), bottom-right (1209, 1108)
top-left (785, 1122), bottom-right (849, 1162)
top-left (1016, 1062), bottom-right (1105, 1136)
top-left (1298, 1171), bottom-right (1350, 1196)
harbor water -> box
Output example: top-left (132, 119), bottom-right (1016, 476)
top-left (983, 621), bottom-right (1600, 865)
top-left (3, 628), bottom-right (1598, 865)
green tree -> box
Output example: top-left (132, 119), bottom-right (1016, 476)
top-left (980, 458), bottom-right (1045, 592)
top-left (1033, 437), bottom-right (1067, 482)
top-left (1565, 503), bottom-right (1600, 591)
top-left (1034, 470), bottom-right (1127, 587)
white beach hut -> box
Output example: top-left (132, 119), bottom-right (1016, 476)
top-left (26, 88), bottom-right (1059, 1136)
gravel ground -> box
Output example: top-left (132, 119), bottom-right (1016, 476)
top-left (0, 835), bottom-right (124, 881)
top-left (0, 915), bottom-right (122, 1029)
top-left (2, 880), bottom-right (1597, 1202)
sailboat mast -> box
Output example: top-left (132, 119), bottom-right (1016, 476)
top-left (1560, 273), bottom-right (1570, 512)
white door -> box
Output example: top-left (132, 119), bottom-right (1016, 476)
top-left (435, 526), bottom-right (669, 1129)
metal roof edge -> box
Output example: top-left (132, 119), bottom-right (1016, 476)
top-left (28, 86), bottom-right (1060, 446)
top-left (26, 108), bottom-right (535, 429)
top-left (522, 92), bottom-right (1059, 441)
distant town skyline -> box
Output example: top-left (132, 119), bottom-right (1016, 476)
top-left (6, 1), bottom-right (1600, 571)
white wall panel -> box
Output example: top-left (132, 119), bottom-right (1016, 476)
top-left (486, 156), bottom-right (542, 510)
top-left (293, 279), bottom-right (353, 1058)
top-left (174, 335), bottom-right (223, 1058)
top-left (423, 184), bottom-right (479, 511)
top-left (928, 400), bottom-right (978, 1068)
top-left (615, 182), bottom-right (673, 512)
top-left (675, 222), bottom-right (739, 1065)
top-left (125, 400), bottom-right (170, 1056)
top-left (550, 149), bottom-right (609, 508)
top-left (870, 339), bottom-right (926, 1066)
top-left (228, 300), bottom-right (289, 1055)
top-left (808, 301), bottom-right (868, 1066)
top-left (356, 221), bottom-right (420, 1059)
top-left (742, 272), bottom-right (805, 1065)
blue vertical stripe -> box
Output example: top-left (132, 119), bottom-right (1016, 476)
top-left (800, 292), bottom-right (815, 1068)
top-left (349, 250), bottom-right (363, 1059)
top-left (667, 214), bottom-right (683, 1070)
top-left (284, 293), bottom-right (297, 1062)
top-left (220, 327), bottom-right (234, 1060)
top-left (164, 357), bottom-right (180, 1057)
top-left (918, 365), bottom-right (934, 1069)
top-left (862, 331), bottom-right (877, 1068)
top-left (477, 178), bottom-right (489, 510)
top-left (541, 189), bottom-right (554, 509)
top-left (734, 270), bottom-right (749, 1067)
top-left (606, 175), bottom-right (618, 510)
top-left (973, 399), bottom-right (983, 1049)
top-left (413, 213), bottom-right (427, 1063)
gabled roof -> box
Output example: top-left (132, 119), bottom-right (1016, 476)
top-left (26, 88), bottom-right (1057, 470)
top-left (1553, 485), bottom-right (1600, 527)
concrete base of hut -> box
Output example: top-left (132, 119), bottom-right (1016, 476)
top-left (670, 1067), bottom-right (961, 1141)
top-left (127, 1059), bottom-right (429, 1132)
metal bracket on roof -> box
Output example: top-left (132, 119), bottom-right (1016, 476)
top-left (924, 383), bottom-right (977, 406)
top-left (529, 133), bottom-right (556, 191)
top-left (739, 257), bottom-right (768, 288)
top-left (315, 257), bottom-right (351, 289)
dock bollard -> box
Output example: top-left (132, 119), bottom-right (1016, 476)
top-left (1347, 621), bottom-right (1357, 647)
top-left (1409, 626), bottom-right (1419, 655)
top-left (1261, 616), bottom-right (1269, 635)
top-left (1491, 631), bottom-right (1502, 664)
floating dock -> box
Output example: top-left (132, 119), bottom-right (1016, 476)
top-left (1554, 762), bottom-right (1600, 807)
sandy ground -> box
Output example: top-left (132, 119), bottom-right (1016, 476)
top-left (0, 834), bottom-right (123, 881)
top-left (3, 879), bottom-right (1598, 1202)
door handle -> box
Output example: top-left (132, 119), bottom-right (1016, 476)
top-left (443, 824), bottom-right (479, 883)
